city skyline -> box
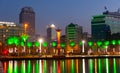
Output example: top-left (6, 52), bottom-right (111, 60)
top-left (0, 0), bottom-right (120, 36)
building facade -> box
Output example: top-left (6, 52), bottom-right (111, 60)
top-left (66, 23), bottom-right (83, 44)
top-left (91, 15), bottom-right (111, 41)
top-left (92, 9), bottom-right (120, 41)
top-left (19, 7), bottom-right (35, 36)
top-left (0, 21), bottom-right (24, 44)
top-left (65, 23), bottom-right (83, 53)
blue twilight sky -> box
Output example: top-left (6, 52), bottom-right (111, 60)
top-left (0, 0), bottom-right (120, 36)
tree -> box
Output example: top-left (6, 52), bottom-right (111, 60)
top-left (26, 42), bottom-right (32, 54)
top-left (60, 42), bottom-right (66, 54)
top-left (69, 41), bottom-right (75, 53)
top-left (6, 36), bottom-right (20, 54)
top-left (42, 42), bottom-right (48, 54)
top-left (111, 40), bottom-right (116, 52)
top-left (96, 41), bottom-right (102, 52)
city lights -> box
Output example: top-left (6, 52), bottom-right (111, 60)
top-left (82, 40), bottom-right (85, 53)
top-left (1, 1), bottom-right (120, 73)
top-left (38, 38), bottom-right (43, 53)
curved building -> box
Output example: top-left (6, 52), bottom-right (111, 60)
top-left (19, 7), bottom-right (35, 36)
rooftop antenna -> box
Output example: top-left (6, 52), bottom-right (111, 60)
top-left (104, 6), bottom-right (108, 12)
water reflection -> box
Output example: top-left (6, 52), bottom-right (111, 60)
top-left (89, 59), bottom-right (93, 73)
top-left (113, 58), bottom-right (116, 73)
top-left (1, 58), bottom-right (120, 73)
top-left (82, 59), bottom-right (85, 73)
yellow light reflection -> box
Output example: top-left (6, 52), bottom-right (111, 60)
top-left (95, 59), bottom-right (97, 73)
top-left (8, 61), bottom-right (13, 73)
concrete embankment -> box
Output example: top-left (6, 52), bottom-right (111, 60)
top-left (0, 55), bottom-right (120, 60)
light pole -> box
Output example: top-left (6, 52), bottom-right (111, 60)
top-left (105, 46), bottom-right (108, 53)
top-left (82, 40), bottom-right (85, 53)
top-left (24, 23), bottom-right (28, 34)
top-left (38, 38), bottom-right (43, 53)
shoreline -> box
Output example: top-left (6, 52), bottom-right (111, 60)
top-left (0, 55), bottom-right (120, 60)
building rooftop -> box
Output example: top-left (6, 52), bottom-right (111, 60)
top-left (0, 21), bottom-right (16, 26)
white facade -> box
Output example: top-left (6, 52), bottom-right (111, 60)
top-left (47, 24), bottom-right (57, 43)
top-left (0, 21), bottom-right (16, 26)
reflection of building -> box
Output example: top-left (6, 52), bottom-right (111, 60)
top-left (47, 24), bottom-right (56, 45)
top-left (0, 21), bottom-right (24, 44)
top-left (66, 23), bottom-right (83, 44)
top-left (19, 7), bottom-right (35, 36)
top-left (92, 9), bottom-right (120, 41)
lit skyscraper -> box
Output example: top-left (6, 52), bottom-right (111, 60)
top-left (47, 24), bottom-right (56, 45)
top-left (103, 9), bottom-right (120, 34)
top-left (91, 15), bottom-right (111, 41)
top-left (66, 23), bottom-right (83, 44)
top-left (91, 9), bottom-right (120, 41)
top-left (19, 7), bottom-right (35, 36)
top-left (66, 23), bottom-right (83, 53)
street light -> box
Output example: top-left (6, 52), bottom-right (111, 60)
top-left (24, 23), bottom-right (28, 34)
top-left (82, 40), bottom-right (85, 53)
top-left (38, 38), bottom-right (43, 53)
top-left (105, 46), bottom-right (108, 53)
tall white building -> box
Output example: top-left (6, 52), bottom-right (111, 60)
top-left (47, 24), bottom-right (56, 45)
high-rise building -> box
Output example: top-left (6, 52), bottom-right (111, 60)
top-left (0, 21), bottom-right (24, 44)
top-left (91, 15), bottom-right (111, 41)
top-left (47, 24), bottom-right (56, 45)
top-left (19, 7), bottom-right (35, 36)
top-left (91, 9), bottom-right (120, 41)
top-left (66, 23), bottom-right (83, 53)
top-left (103, 10), bottom-right (120, 34)
top-left (66, 23), bottom-right (83, 44)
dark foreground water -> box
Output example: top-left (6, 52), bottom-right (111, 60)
top-left (1, 58), bottom-right (120, 73)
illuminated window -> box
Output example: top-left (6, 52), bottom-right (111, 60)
top-left (6, 29), bottom-right (8, 32)
top-left (3, 34), bottom-right (6, 37)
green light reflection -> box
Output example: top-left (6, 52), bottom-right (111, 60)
top-left (14, 61), bottom-right (18, 73)
top-left (105, 58), bottom-right (109, 73)
top-left (21, 60), bottom-right (26, 73)
top-left (62, 60), bottom-right (65, 73)
top-left (89, 59), bottom-right (93, 73)
top-left (98, 59), bottom-right (101, 73)
top-left (113, 58), bottom-right (116, 73)
top-left (8, 61), bottom-right (13, 73)
top-left (44, 60), bottom-right (47, 73)
top-left (53, 60), bottom-right (56, 73)
top-left (35, 60), bottom-right (39, 73)
top-left (71, 60), bottom-right (75, 73)
top-left (27, 60), bottom-right (31, 73)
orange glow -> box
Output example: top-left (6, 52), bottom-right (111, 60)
top-left (58, 60), bottom-right (61, 73)
top-left (4, 62), bottom-right (7, 73)
top-left (24, 23), bottom-right (28, 28)
top-left (24, 23), bottom-right (28, 34)
top-left (56, 29), bottom-right (61, 54)
top-left (57, 31), bottom-right (61, 48)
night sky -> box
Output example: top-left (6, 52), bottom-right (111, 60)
top-left (0, 0), bottom-right (120, 36)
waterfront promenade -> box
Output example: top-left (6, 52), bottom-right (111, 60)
top-left (1, 54), bottom-right (120, 60)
